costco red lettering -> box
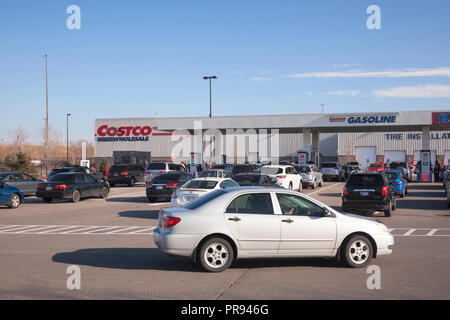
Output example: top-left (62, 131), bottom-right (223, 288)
top-left (96, 125), bottom-right (152, 137)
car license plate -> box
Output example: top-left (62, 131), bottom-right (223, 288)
top-left (114, 173), bottom-right (118, 176)
top-left (360, 191), bottom-right (369, 196)
top-left (156, 186), bottom-right (163, 190)
top-left (185, 195), bottom-right (196, 201)
top-left (46, 186), bottom-right (52, 191)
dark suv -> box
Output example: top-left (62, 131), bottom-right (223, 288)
top-left (231, 164), bottom-right (258, 176)
top-left (107, 164), bottom-right (145, 187)
top-left (341, 172), bottom-right (396, 217)
top-left (146, 172), bottom-right (193, 202)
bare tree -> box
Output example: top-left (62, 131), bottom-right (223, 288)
top-left (9, 127), bottom-right (28, 151)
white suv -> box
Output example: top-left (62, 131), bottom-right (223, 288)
top-left (260, 165), bottom-right (302, 191)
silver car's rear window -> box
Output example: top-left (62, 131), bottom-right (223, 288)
top-left (184, 190), bottom-right (226, 210)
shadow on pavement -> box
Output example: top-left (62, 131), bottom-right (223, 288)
top-left (52, 248), bottom-right (344, 272)
top-left (106, 197), bottom-right (149, 203)
top-left (119, 210), bottom-right (159, 219)
top-left (232, 257), bottom-right (343, 269)
top-left (317, 193), bottom-right (342, 197)
top-left (52, 248), bottom-right (202, 272)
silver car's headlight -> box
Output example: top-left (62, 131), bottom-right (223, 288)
top-left (376, 223), bottom-right (389, 233)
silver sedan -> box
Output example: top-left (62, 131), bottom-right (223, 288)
top-left (153, 187), bottom-right (394, 272)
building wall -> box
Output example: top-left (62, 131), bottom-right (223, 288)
top-left (338, 131), bottom-right (450, 156)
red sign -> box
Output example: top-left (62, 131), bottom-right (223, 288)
top-left (432, 112), bottom-right (450, 125)
top-left (97, 125), bottom-right (152, 137)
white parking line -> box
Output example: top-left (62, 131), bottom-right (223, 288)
top-left (403, 229), bottom-right (417, 236)
top-left (306, 183), bottom-right (341, 196)
top-left (105, 226), bottom-right (141, 234)
top-left (14, 225), bottom-right (58, 233)
top-left (0, 225), bottom-right (156, 235)
top-left (390, 228), bottom-right (450, 237)
top-left (0, 225), bottom-right (40, 233)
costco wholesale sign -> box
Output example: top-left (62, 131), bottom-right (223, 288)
top-left (96, 125), bottom-right (153, 142)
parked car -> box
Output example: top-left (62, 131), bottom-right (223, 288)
top-left (107, 164), bottom-right (145, 187)
top-left (341, 172), bottom-right (396, 217)
top-left (0, 180), bottom-right (24, 209)
top-left (199, 169), bottom-right (232, 179)
top-left (171, 178), bottom-right (239, 207)
top-left (36, 172), bottom-right (110, 203)
top-left (446, 179), bottom-right (450, 208)
top-left (47, 166), bottom-right (103, 181)
top-left (231, 164), bottom-right (258, 176)
top-left (153, 187), bottom-right (394, 272)
top-left (382, 170), bottom-right (408, 198)
top-left (442, 165), bottom-right (450, 189)
top-left (260, 165), bottom-right (302, 191)
top-left (320, 162), bottom-right (342, 181)
top-left (211, 164), bottom-right (234, 173)
top-left (388, 162), bottom-right (412, 182)
top-left (294, 165), bottom-right (323, 189)
top-left (232, 173), bottom-right (280, 187)
top-left (146, 172), bottom-right (193, 202)
top-left (368, 163), bottom-right (384, 173)
top-left (342, 165), bottom-right (362, 180)
top-left (0, 172), bottom-right (43, 196)
top-left (144, 162), bottom-right (186, 182)
top-left (346, 161), bottom-right (361, 169)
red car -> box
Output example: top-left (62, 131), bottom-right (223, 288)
top-left (368, 163), bottom-right (384, 172)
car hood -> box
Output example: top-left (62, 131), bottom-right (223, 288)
top-left (341, 212), bottom-right (378, 223)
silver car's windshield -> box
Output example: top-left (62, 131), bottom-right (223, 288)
top-left (183, 180), bottom-right (218, 189)
top-left (199, 171), bottom-right (218, 178)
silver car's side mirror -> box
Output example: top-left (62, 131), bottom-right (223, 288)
top-left (323, 208), bottom-right (334, 217)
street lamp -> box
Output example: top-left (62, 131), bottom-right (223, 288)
top-left (203, 75), bottom-right (217, 118)
top-left (66, 113), bottom-right (71, 164)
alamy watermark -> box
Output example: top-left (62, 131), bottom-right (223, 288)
top-left (366, 265), bottom-right (381, 290)
top-left (66, 265), bottom-right (81, 290)
top-left (66, 5), bottom-right (81, 30)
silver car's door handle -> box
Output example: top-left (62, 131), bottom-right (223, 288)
top-left (281, 218), bottom-right (294, 223)
top-left (228, 217), bottom-right (241, 222)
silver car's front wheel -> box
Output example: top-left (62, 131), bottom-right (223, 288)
top-left (9, 193), bottom-right (21, 209)
top-left (343, 235), bottom-right (373, 268)
top-left (199, 238), bottom-right (234, 272)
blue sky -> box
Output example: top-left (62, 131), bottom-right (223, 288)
top-left (1, 0), bottom-right (449, 143)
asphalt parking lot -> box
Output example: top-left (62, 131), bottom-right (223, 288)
top-left (0, 182), bottom-right (449, 299)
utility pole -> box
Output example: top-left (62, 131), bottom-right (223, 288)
top-left (43, 54), bottom-right (49, 160)
top-left (321, 104), bottom-right (325, 113)
top-left (66, 113), bottom-right (71, 164)
top-left (203, 76), bottom-right (217, 118)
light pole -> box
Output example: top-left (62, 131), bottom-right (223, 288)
top-left (43, 54), bottom-right (49, 164)
top-left (66, 113), bottom-right (71, 164)
top-left (203, 76), bottom-right (217, 118)
top-left (321, 104), bottom-right (325, 113)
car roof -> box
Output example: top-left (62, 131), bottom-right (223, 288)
top-left (189, 177), bottom-right (230, 182)
top-left (262, 165), bottom-right (292, 168)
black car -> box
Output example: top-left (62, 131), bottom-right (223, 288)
top-left (47, 166), bottom-right (104, 181)
top-left (231, 164), bottom-right (258, 176)
top-left (146, 172), bottom-right (193, 202)
top-left (107, 164), bottom-right (145, 187)
top-left (36, 172), bottom-right (109, 203)
top-left (232, 173), bottom-right (279, 187)
top-left (341, 172), bottom-right (396, 217)
top-left (0, 172), bottom-right (43, 196)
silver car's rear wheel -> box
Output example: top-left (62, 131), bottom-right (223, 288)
top-left (199, 238), bottom-right (234, 272)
